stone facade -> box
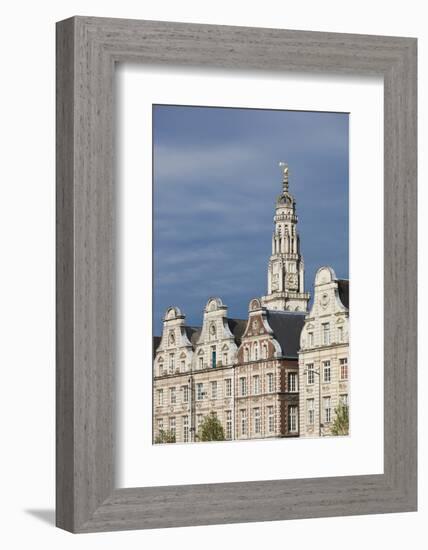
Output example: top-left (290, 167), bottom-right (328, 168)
top-left (153, 163), bottom-right (350, 443)
top-left (234, 298), bottom-right (304, 439)
top-left (153, 298), bottom-right (245, 443)
top-left (153, 297), bottom-right (304, 443)
top-left (298, 266), bottom-right (349, 437)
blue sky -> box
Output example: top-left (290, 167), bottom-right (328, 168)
top-left (153, 105), bottom-right (349, 335)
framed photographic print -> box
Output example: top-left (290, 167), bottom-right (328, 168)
top-left (56, 16), bottom-right (417, 532)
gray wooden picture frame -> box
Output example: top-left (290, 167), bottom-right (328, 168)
top-left (56, 16), bottom-right (417, 533)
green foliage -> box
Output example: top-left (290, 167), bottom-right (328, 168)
top-left (331, 402), bottom-right (349, 436)
top-left (197, 412), bottom-right (225, 442)
top-left (155, 429), bottom-right (176, 444)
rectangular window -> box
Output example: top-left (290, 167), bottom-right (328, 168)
top-left (324, 397), bottom-right (332, 423)
top-left (254, 343), bottom-right (259, 361)
top-left (182, 385), bottom-right (189, 403)
top-left (262, 344), bottom-right (268, 359)
top-left (267, 373), bottom-right (274, 393)
top-left (253, 375), bottom-right (260, 395)
top-left (225, 378), bottom-right (232, 398)
top-left (323, 361), bottom-right (331, 383)
top-left (322, 323), bottom-right (330, 345)
top-left (308, 332), bottom-right (314, 347)
top-left (240, 409), bottom-right (247, 436)
top-left (340, 357), bottom-right (348, 380)
top-left (338, 326), bottom-right (343, 343)
top-left (199, 356), bottom-right (204, 369)
top-left (340, 394), bottom-right (349, 407)
top-left (307, 364), bottom-right (315, 385)
top-left (288, 372), bottom-right (298, 392)
top-left (157, 389), bottom-right (164, 406)
top-left (223, 352), bottom-right (228, 366)
top-left (182, 415), bottom-right (189, 442)
top-left (158, 418), bottom-right (163, 432)
top-left (211, 380), bottom-right (218, 399)
top-left (196, 383), bottom-right (204, 400)
top-left (267, 406), bottom-right (274, 433)
top-left (226, 410), bottom-right (232, 440)
top-left (169, 353), bottom-right (175, 373)
top-left (289, 406), bottom-right (298, 433)
top-left (169, 417), bottom-right (176, 438)
top-left (307, 398), bottom-right (315, 425)
top-left (180, 359), bottom-right (185, 372)
top-left (254, 407), bottom-right (261, 433)
top-left (211, 346), bottom-right (216, 368)
top-left (169, 387), bottom-right (176, 404)
top-left (240, 377), bottom-right (247, 396)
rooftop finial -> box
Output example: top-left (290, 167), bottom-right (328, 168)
top-left (279, 162), bottom-right (289, 193)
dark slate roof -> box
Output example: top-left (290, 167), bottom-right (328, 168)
top-left (337, 279), bottom-right (349, 310)
top-left (227, 318), bottom-right (247, 346)
top-left (153, 336), bottom-right (161, 358)
top-left (153, 319), bottom-right (247, 355)
top-left (185, 326), bottom-right (202, 346)
top-left (266, 310), bottom-right (306, 359)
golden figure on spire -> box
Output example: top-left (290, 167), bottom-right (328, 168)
top-left (279, 161), bottom-right (289, 193)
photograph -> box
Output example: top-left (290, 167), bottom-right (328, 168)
top-left (152, 105), bottom-right (349, 444)
top-left (0, 1), bottom-right (419, 543)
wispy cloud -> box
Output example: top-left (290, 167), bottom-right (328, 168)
top-left (154, 142), bottom-right (264, 182)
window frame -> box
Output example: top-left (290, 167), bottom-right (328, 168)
top-left (322, 322), bottom-right (331, 346)
top-left (288, 405), bottom-right (298, 433)
top-left (288, 372), bottom-right (298, 392)
top-left (323, 361), bottom-right (331, 383)
top-left (254, 407), bottom-right (261, 434)
top-left (340, 357), bottom-right (349, 380)
top-left (307, 363), bottom-right (315, 385)
top-left (267, 372), bottom-right (274, 393)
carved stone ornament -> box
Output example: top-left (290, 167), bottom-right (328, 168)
top-left (286, 272), bottom-right (298, 289)
top-left (320, 293), bottom-right (329, 308)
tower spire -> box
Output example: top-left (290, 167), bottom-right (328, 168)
top-left (261, 162), bottom-right (310, 312)
top-left (279, 161), bottom-right (289, 193)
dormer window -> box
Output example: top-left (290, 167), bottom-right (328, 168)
top-left (322, 323), bottom-right (330, 345)
top-left (211, 346), bottom-right (217, 368)
top-left (254, 342), bottom-right (259, 361)
top-left (262, 343), bottom-right (268, 359)
top-left (168, 331), bottom-right (175, 346)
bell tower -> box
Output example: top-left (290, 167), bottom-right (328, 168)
top-left (261, 163), bottom-right (310, 312)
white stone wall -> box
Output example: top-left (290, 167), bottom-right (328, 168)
top-left (298, 267), bottom-right (349, 437)
top-left (153, 366), bottom-right (235, 443)
top-left (261, 168), bottom-right (310, 312)
top-left (154, 306), bottom-right (194, 377)
top-left (192, 297), bottom-right (239, 371)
